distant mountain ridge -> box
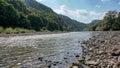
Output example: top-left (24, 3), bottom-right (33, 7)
top-left (0, 0), bottom-right (86, 32)
top-left (84, 20), bottom-right (101, 31)
top-left (89, 20), bottom-right (101, 25)
top-left (84, 11), bottom-right (120, 31)
top-left (59, 15), bottom-right (87, 31)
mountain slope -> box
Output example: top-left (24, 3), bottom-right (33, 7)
top-left (23, 0), bottom-right (86, 31)
top-left (89, 20), bottom-right (101, 25)
top-left (0, 0), bottom-right (86, 32)
top-left (23, 0), bottom-right (54, 13)
top-left (59, 15), bottom-right (87, 31)
top-left (84, 20), bottom-right (101, 31)
top-left (0, 0), bottom-right (31, 29)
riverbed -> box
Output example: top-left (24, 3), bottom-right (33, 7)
top-left (0, 32), bottom-right (92, 68)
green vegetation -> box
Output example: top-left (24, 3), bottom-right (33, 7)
top-left (85, 10), bottom-right (120, 31)
top-left (0, 0), bottom-right (86, 34)
top-left (1, 0), bottom-right (119, 32)
top-left (0, 27), bottom-right (34, 34)
top-left (5, 27), bottom-right (34, 34)
top-left (0, 27), bottom-right (3, 33)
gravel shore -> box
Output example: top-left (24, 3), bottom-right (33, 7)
top-left (81, 31), bottom-right (120, 68)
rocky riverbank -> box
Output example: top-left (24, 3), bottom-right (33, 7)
top-left (81, 31), bottom-right (120, 68)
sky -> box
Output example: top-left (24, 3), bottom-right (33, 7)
top-left (36, 0), bottom-right (120, 23)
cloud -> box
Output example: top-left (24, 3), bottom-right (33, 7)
top-left (53, 5), bottom-right (105, 23)
top-left (36, 0), bottom-right (43, 2)
top-left (118, 2), bottom-right (120, 5)
top-left (95, 5), bottom-right (101, 8)
top-left (101, 0), bottom-right (110, 2)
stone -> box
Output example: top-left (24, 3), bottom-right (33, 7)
top-left (38, 57), bottom-right (43, 61)
top-left (118, 56), bottom-right (120, 61)
top-left (111, 48), bottom-right (120, 56)
top-left (98, 50), bottom-right (104, 54)
top-left (76, 55), bottom-right (80, 57)
top-left (71, 62), bottom-right (83, 68)
top-left (17, 63), bottom-right (21, 65)
top-left (72, 62), bottom-right (79, 66)
top-left (85, 61), bottom-right (98, 65)
top-left (78, 57), bottom-right (84, 62)
top-left (100, 40), bottom-right (105, 43)
top-left (64, 57), bottom-right (68, 59)
top-left (72, 66), bottom-right (78, 68)
top-left (85, 55), bottom-right (91, 61)
top-left (113, 62), bottom-right (120, 68)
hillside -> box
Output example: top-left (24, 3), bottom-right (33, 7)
top-left (59, 15), bottom-right (86, 31)
top-left (0, 0), bottom-right (86, 33)
top-left (85, 11), bottom-right (120, 31)
top-left (88, 20), bottom-right (101, 25)
top-left (23, 0), bottom-right (53, 13)
top-left (84, 20), bottom-right (101, 31)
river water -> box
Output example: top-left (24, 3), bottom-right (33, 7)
top-left (0, 32), bottom-right (92, 68)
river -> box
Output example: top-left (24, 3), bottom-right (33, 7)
top-left (0, 32), bottom-right (92, 68)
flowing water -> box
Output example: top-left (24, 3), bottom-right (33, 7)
top-left (0, 32), bottom-right (92, 68)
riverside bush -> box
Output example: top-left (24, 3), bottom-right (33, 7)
top-left (3, 27), bottom-right (35, 34)
top-left (0, 27), bottom-right (3, 33)
top-left (5, 27), bottom-right (14, 34)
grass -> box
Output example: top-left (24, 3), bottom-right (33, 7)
top-left (0, 27), bottom-right (3, 33)
top-left (0, 26), bottom-right (35, 34)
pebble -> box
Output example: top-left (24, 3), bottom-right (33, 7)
top-left (75, 55), bottom-right (80, 57)
top-left (38, 57), bottom-right (43, 61)
top-left (17, 63), bottom-right (21, 65)
top-left (85, 61), bottom-right (98, 65)
top-left (72, 66), bottom-right (78, 68)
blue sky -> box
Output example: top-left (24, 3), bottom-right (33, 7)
top-left (36, 0), bottom-right (120, 23)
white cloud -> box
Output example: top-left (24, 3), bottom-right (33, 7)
top-left (118, 2), bottom-right (120, 5)
top-left (54, 5), bottom-right (105, 23)
top-left (101, 0), bottom-right (110, 2)
top-left (95, 5), bottom-right (101, 8)
top-left (36, 0), bottom-right (43, 2)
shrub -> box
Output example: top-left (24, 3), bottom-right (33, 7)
top-left (5, 27), bottom-right (14, 34)
top-left (1, 27), bottom-right (35, 34)
top-left (0, 27), bottom-right (3, 33)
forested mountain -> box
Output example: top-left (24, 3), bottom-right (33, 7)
top-left (59, 15), bottom-right (86, 31)
top-left (0, 0), bottom-right (86, 33)
top-left (85, 11), bottom-right (120, 31)
top-left (89, 20), bottom-right (101, 25)
top-left (23, 0), bottom-right (53, 13)
top-left (84, 20), bottom-right (101, 31)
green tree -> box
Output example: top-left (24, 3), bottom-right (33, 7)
top-left (28, 14), bottom-right (43, 31)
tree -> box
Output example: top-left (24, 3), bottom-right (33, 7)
top-left (0, 0), bottom-right (19, 27)
top-left (103, 10), bottom-right (118, 30)
top-left (113, 12), bottom-right (120, 30)
top-left (47, 22), bottom-right (59, 31)
top-left (28, 14), bottom-right (43, 31)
